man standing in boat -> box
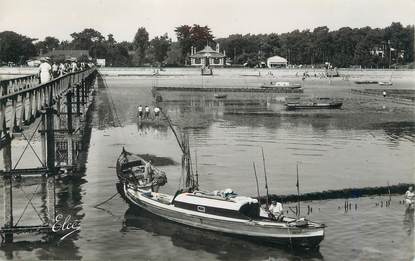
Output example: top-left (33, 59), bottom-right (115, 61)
top-left (144, 160), bottom-right (154, 184)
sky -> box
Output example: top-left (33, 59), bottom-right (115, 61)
top-left (1, 0), bottom-right (414, 42)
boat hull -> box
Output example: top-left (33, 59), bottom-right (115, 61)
top-left (285, 102), bottom-right (343, 110)
top-left (123, 184), bottom-right (324, 248)
top-left (261, 84), bottom-right (302, 90)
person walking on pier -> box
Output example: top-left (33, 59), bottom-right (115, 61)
top-left (38, 58), bottom-right (52, 83)
top-left (52, 62), bottom-right (59, 78)
top-left (71, 60), bottom-right (78, 72)
top-left (59, 62), bottom-right (66, 76)
top-left (144, 106), bottom-right (150, 119)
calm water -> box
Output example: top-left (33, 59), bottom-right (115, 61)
top-left (0, 69), bottom-right (414, 260)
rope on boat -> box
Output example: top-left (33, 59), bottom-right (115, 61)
top-left (100, 73), bottom-right (123, 128)
top-left (93, 192), bottom-right (120, 208)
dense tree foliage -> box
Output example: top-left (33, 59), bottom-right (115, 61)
top-left (35, 36), bottom-right (60, 54)
top-left (217, 22), bottom-right (414, 68)
top-left (0, 22), bottom-right (412, 67)
top-left (132, 27), bottom-right (149, 66)
top-left (147, 34), bottom-right (171, 65)
top-left (0, 31), bottom-right (37, 64)
top-left (175, 24), bottom-right (214, 64)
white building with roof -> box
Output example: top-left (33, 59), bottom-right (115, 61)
top-left (189, 44), bottom-right (226, 67)
top-left (267, 55), bottom-right (288, 68)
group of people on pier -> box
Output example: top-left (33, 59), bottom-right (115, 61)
top-left (38, 57), bottom-right (93, 83)
top-left (137, 105), bottom-right (161, 120)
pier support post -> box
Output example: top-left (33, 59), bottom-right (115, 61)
top-left (40, 113), bottom-right (46, 166)
top-left (66, 90), bottom-right (74, 166)
top-left (76, 84), bottom-right (81, 117)
top-left (46, 107), bottom-right (55, 172)
top-left (66, 90), bottom-right (73, 133)
top-left (2, 133), bottom-right (13, 243)
top-left (46, 175), bottom-right (55, 226)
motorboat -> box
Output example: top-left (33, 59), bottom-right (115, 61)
top-left (285, 97), bottom-right (343, 110)
top-left (261, 81), bottom-right (302, 89)
top-left (214, 93), bottom-right (227, 99)
top-left (119, 183), bottom-right (325, 248)
top-left (354, 80), bottom-right (378, 84)
top-left (378, 81), bottom-right (393, 86)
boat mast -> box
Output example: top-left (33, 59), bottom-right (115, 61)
top-left (160, 109), bottom-right (186, 154)
top-left (261, 147), bottom-right (270, 209)
top-left (296, 162), bottom-right (301, 217)
top-left (160, 109), bottom-right (195, 190)
top-left (195, 149), bottom-right (199, 190)
top-left (252, 162), bottom-right (261, 205)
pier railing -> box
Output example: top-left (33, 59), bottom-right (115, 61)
top-left (0, 68), bottom-right (96, 136)
top-left (0, 68), bottom-right (97, 244)
top-left (0, 74), bottom-right (40, 96)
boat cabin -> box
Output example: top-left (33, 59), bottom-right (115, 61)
top-left (173, 192), bottom-right (260, 219)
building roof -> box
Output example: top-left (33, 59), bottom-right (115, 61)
top-left (190, 45), bottom-right (226, 58)
top-left (40, 49), bottom-right (90, 58)
top-left (267, 55), bottom-right (287, 63)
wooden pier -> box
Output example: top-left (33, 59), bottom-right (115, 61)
top-left (0, 68), bottom-right (97, 244)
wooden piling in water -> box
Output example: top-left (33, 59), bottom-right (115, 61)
top-left (2, 133), bottom-right (13, 243)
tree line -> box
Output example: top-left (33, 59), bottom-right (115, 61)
top-left (0, 22), bottom-right (413, 68)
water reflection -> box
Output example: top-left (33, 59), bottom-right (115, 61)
top-left (0, 174), bottom-right (85, 260)
top-left (403, 208), bottom-right (414, 236)
top-left (122, 206), bottom-right (323, 261)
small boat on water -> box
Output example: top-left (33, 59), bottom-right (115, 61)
top-left (378, 81), bottom-right (393, 86)
top-left (285, 97), bottom-right (343, 110)
top-left (116, 132), bottom-right (325, 248)
top-left (201, 67), bottom-right (213, 76)
top-left (116, 148), bottom-right (167, 191)
top-left (354, 80), bottom-right (378, 84)
top-left (261, 81), bottom-right (302, 89)
top-left (119, 183), bottom-right (325, 248)
top-left (214, 93), bottom-right (227, 99)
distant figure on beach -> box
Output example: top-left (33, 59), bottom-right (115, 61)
top-left (144, 106), bottom-right (150, 119)
top-left (38, 58), bottom-right (51, 84)
top-left (154, 106), bottom-right (160, 118)
top-left (383, 90), bottom-right (387, 98)
top-left (137, 105), bottom-right (143, 118)
top-left (405, 186), bottom-right (414, 209)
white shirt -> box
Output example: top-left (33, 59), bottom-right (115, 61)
top-left (269, 203), bottom-right (283, 216)
top-left (145, 107), bottom-right (150, 112)
top-left (138, 106), bottom-right (143, 112)
top-left (154, 107), bottom-right (160, 113)
top-left (405, 190), bottom-right (414, 201)
top-left (52, 64), bottom-right (58, 72)
top-left (39, 62), bottom-right (51, 74)
top-left (71, 62), bottom-right (78, 72)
